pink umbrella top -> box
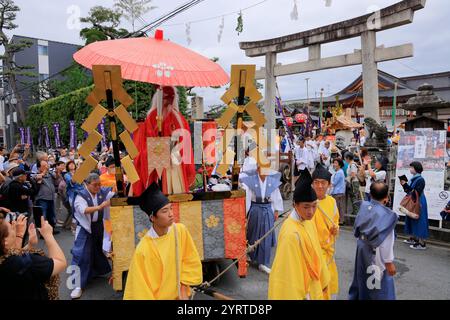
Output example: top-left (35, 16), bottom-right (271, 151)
top-left (73, 30), bottom-right (229, 87)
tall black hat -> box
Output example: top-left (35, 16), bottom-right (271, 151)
top-left (312, 163), bottom-right (332, 182)
top-left (293, 170), bottom-right (317, 203)
top-left (136, 183), bottom-right (170, 216)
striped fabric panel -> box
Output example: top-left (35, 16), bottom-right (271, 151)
top-left (172, 202), bottom-right (180, 223)
top-left (201, 200), bottom-right (225, 260)
top-left (179, 201), bottom-right (204, 260)
top-left (223, 197), bottom-right (248, 277)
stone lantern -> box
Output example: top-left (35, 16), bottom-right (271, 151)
top-left (401, 84), bottom-right (449, 131)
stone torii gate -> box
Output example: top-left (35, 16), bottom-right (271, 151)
top-left (239, 0), bottom-right (426, 137)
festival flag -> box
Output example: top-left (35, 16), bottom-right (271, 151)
top-left (19, 127), bottom-right (25, 145)
top-left (38, 127), bottom-right (42, 147)
top-left (26, 127), bottom-right (32, 147)
top-left (53, 123), bottom-right (62, 148)
top-left (69, 120), bottom-right (77, 150)
top-left (43, 126), bottom-right (51, 149)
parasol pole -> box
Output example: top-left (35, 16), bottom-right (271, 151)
top-left (156, 87), bottom-right (163, 136)
top-left (104, 73), bottom-right (125, 198)
top-left (232, 70), bottom-right (247, 191)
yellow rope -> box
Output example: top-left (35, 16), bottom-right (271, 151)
top-left (196, 208), bottom-right (292, 291)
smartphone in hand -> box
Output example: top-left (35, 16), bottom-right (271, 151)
top-left (32, 206), bottom-right (44, 228)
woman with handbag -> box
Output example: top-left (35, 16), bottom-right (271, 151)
top-left (400, 161), bottom-right (429, 250)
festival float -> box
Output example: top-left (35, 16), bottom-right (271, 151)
top-left (71, 30), bottom-right (272, 291)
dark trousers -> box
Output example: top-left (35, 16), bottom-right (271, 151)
top-left (36, 199), bottom-right (56, 227)
top-left (332, 193), bottom-right (347, 224)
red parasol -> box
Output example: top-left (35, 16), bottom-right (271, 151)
top-left (73, 30), bottom-right (229, 87)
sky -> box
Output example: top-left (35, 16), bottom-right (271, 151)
top-left (7, 0), bottom-right (450, 109)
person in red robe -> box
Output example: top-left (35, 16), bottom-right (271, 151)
top-left (133, 86), bottom-right (196, 196)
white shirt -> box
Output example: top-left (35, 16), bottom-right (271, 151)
top-left (360, 136), bottom-right (366, 147)
top-left (282, 136), bottom-right (291, 153)
top-left (318, 145), bottom-right (331, 168)
top-left (0, 155), bottom-right (4, 171)
top-left (290, 208), bottom-right (302, 221)
top-left (74, 189), bottom-right (115, 233)
top-left (294, 146), bottom-right (309, 170)
top-left (346, 162), bottom-right (358, 182)
top-left (242, 175), bottom-right (284, 214)
top-left (241, 156), bottom-right (257, 173)
top-left (373, 229), bottom-right (395, 279)
top-left (147, 225), bottom-right (173, 239)
top-left (306, 140), bottom-right (319, 163)
top-left (59, 156), bottom-right (69, 164)
top-left (364, 170), bottom-right (386, 194)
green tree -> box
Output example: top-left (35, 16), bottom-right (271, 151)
top-left (0, 0), bottom-right (34, 125)
top-left (114, 0), bottom-right (157, 32)
top-left (80, 6), bottom-right (129, 44)
top-left (123, 80), bottom-right (155, 120)
top-left (177, 86), bottom-right (188, 118)
top-left (51, 64), bottom-right (93, 96)
top-left (29, 64), bottom-right (93, 102)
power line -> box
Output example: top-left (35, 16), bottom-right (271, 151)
top-left (161, 0), bottom-right (271, 27)
top-left (394, 60), bottom-right (426, 75)
top-left (126, 0), bottom-right (207, 37)
top-left (143, 0), bottom-right (207, 33)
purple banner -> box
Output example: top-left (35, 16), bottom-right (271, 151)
top-left (53, 123), bottom-right (62, 148)
top-left (69, 120), bottom-right (77, 150)
top-left (44, 126), bottom-right (51, 149)
top-left (98, 118), bottom-right (107, 150)
top-left (26, 127), bottom-right (32, 147)
top-left (275, 97), bottom-right (295, 150)
top-left (19, 127), bottom-right (25, 145)
top-left (38, 127), bottom-right (42, 147)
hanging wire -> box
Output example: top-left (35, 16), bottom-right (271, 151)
top-left (161, 0), bottom-right (271, 28)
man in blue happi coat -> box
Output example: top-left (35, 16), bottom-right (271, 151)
top-left (70, 173), bottom-right (115, 299)
top-left (349, 181), bottom-right (398, 300)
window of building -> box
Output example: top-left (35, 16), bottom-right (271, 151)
top-left (38, 45), bottom-right (48, 56)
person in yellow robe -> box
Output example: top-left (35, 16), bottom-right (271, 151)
top-left (311, 164), bottom-right (340, 300)
top-left (124, 183), bottom-right (202, 300)
top-left (268, 170), bottom-right (330, 300)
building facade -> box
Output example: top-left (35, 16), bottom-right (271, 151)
top-left (1, 35), bottom-right (80, 148)
top-left (283, 70), bottom-right (450, 130)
